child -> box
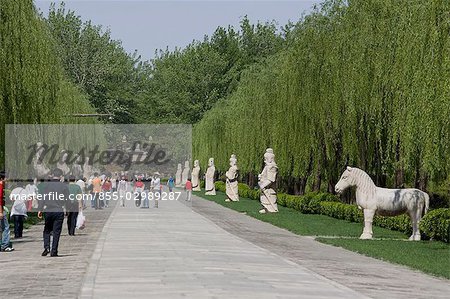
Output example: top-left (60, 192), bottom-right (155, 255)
top-left (185, 179), bottom-right (192, 202)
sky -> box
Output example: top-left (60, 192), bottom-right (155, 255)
top-left (35, 0), bottom-right (321, 61)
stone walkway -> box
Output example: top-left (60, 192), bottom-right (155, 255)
top-left (80, 195), bottom-right (367, 298)
top-left (192, 195), bottom-right (450, 299)
top-left (0, 203), bottom-right (114, 298)
top-left (1, 191), bottom-right (449, 298)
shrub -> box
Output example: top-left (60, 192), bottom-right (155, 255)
top-left (211, 181), bottom-right (449, 242)
top-left (420, 209), bottom-right (450, 243)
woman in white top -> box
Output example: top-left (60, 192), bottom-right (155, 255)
top-left (10, 187), bottom-right (29, 238)
top-left (117, 177), bottom-right (128, 207)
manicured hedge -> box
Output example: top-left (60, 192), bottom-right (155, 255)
top-left (213, 181), bottom-right (449, 243)
top-left (419, 209), bottom-right (450, 243)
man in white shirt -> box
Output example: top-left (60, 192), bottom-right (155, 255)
top-left (153, 172), bottom-right (161, 208)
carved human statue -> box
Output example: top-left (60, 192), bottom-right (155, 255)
top-left (33, 142), bottom-right (50, 179)
top-left (181, 160), bottom-right (190, 186)
top-left (225, 154), bottom-right (239, 202)
top-left (258, 148), bottom-right (278, 213)
top-left (83, 157), bottom-right (93, 179)
top-left (71, 154), bottom-right (83, 178)
top-left (175, 163), bottom-right (182, 187)
top-left (56, 151), bottom-right (71, 177)
top-left (191, 160), bottom-right (201, 191)
top-left (205, 158), bottom-right (216, 195)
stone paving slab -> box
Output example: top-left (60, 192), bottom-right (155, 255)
top-left (191, 194), bottom-right (450, 299)
top-left (0, 203), bottom-right (115, 298)
top-left (81, 196), bottom-right (368, 298)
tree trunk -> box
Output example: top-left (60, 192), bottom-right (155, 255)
top-left (395, 167), bottom-right (404, 188)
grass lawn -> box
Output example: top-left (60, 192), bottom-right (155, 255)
top-left (196, 191), bottom-right (450, 279)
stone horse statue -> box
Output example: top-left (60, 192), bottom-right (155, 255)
top-left (335, 166), bottom-right (429, 241)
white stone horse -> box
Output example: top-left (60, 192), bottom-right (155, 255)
top-left (335, 166), bottom-right (429, 241)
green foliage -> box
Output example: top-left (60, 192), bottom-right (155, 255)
top-left (140, 17), bottom-right (284, 124)
top-left (0, 0), bottom-right (101, 169)
top-left (45, 3), bottom-right (147, 123)
top-left (194, 0), bottom-right (450, 194)
top-left (420, 209), bottom-right (450, 243)
top-left (216, 180), bottom-right (449, 242)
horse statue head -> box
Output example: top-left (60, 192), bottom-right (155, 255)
top-left (335, 166), bottom-right (376, 195)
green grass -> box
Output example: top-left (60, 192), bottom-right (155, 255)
top-left (196, 191), bottom-right (405, 238)
top-left (317, 238), bottom-right (450, 279)
top-left (196, 191), bottom-right (450, 279)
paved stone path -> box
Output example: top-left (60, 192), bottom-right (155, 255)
top-left (192, 195), bottom-right (450, 299)
top-left (2, 191), bottom-right (449, 298)
top-left (80, 195), bottom-right (368, 298)
top-left (0, 203), bottom-right (114, 298)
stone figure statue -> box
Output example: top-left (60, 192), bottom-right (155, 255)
top-left (191, 160), bottom-right (201, 191)
top-left (181, 160), bottom-right (190, 186)
top-left (33, 142), bottom-right (50, 179)
top-left (335, 166), bottom-right (429, 240)
top-left (56, 151), bottom-right (71, 177)
top-left (83, 157), bottom-right (93, 179)
top-left (225, 154), bottom-right (239, 202)
top-left (258, 148), bottom-right (278, 213)
top-left (205, 158), bottom-right (216, 195)
top-left (71, 154), bottom-right (83, 178)
top-left (175, 163), bottom-right (182, 187)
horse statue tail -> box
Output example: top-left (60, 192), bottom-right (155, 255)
top-left (423, 192), bottom-right (430, 216)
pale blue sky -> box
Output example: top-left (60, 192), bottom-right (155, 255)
top-left (35, 1), bottom-right (321, 61)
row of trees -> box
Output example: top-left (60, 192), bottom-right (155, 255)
top-left (193, 0), bottom-right (450, 195)
top-left (0, 0), bottom-right (101, 169)
top-left (42, 4), bottom-right (289, 125)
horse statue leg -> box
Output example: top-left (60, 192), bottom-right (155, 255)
top-left (408, 202), bottom-right (424, 241)
top-left (361, 209), bottom-right (375, 239)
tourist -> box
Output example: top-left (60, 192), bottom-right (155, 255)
top-left (10, 187), bottom-right (29, 239)
top-left (92, 172), bottom-right (102, 210)
top-left (134, 177), bottom-right (144, 207)
top-left (167, 175), bottom-right (174, 192)
top-left (102, 178), bottom-right (112, 208)
top-left (117, 177), bottom-right (127, 207)
top-left (185, 179), bottom-right (192, 201)
top-left (38, 168), bottom-right (69, 257)
top-left (76, 177), bottom-right (86, 209)
top-left (0, 171), bottom-right (14, 252)
top-left (67, 176), bottom-right (82, 236)
top-left (111, 173), bottom-right (118, 192)
top-left (153, 172), bottom-right (161, 208)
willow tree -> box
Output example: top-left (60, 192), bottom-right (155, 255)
top-left (193, 0), bottom-right (450, 196)
top-left (0, 0), bottom-right (102, 172)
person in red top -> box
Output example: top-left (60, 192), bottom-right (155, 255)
top-left (134, 178), bottom-right (144, 207)
top-left (185, 179), bottom-right (192, 202)
top-left (102, 178), bottom-right (112, 208)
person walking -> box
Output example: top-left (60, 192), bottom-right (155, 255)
top-left (167, 175), bottom-right (174, 192)
top-left (185, 179), bottom-right (192, 202)
top-left (10, 187), bottom-right (29, 239)
top-left (67, 176), bottom-right (82, 236)
top-left (117, 177), bottom-right (127, 207)
top-left (38, 168), bottom-right (69, 257)
top-left (0, 171), bottom-right (14, 252)
top-left (153, 172), bottom-right (161, 208)
top-left (76, 177), bottom-right (86, 209)
top-left (102, 178), bottom-right (112, 208)
top-left (91, 173), bottom-right (102, 210)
